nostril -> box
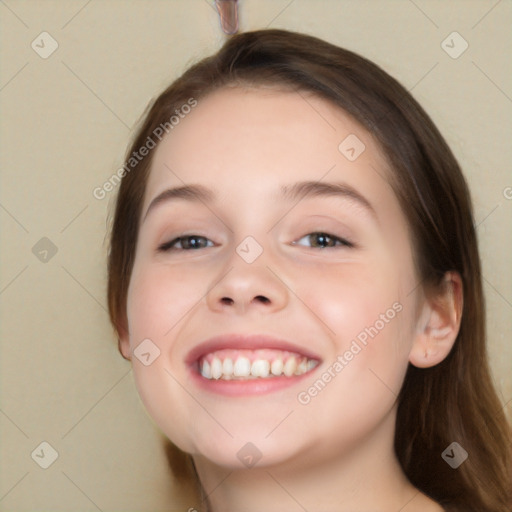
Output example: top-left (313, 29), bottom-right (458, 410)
top-left (219, 296), bottom-right (269, 306)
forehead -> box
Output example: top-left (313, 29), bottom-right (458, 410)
top-left (144, 86), bottom-right (393, 210)
top-left (138, 86), bottom-right (418, 290)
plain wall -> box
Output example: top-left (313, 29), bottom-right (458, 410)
top-left (1, 1), bottom-right (510, 510)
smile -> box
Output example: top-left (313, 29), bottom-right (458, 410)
top-left (199, 349), bottom-right (319, 380)
top-left (186, 333), bottom-right (322, 395)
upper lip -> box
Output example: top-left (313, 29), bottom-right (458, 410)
top-left (185, 333), bottom-right (322, 366)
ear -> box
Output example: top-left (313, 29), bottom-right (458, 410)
top-left (409, 271), bottom-right (463, 368)
top-left (117, 320), bottom-right (132, 361)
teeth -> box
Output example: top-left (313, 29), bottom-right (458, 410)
top-left (270, 359), bottom-right (283, 376)
top-left (296, 358), bottom-right (307, 375)
top-left (251, 359), bottom-right (270, 378)
top-left (307, 359), bottom-right (318, 371)
top-left (233, 356), bottom-right (251, 377)
top-left (211, 357), bottom-right (223, 380)
top-left (222, 358), bottom-right (234, 377)
top-left (199, 354), bottom-right (319, 380)
top-left (201, 359), bottom-right (211, 379)
top-left (283, 357), bottom-right (297, 377)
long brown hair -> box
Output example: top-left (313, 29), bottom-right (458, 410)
top-left (107, 29), bottom-right (511, 511)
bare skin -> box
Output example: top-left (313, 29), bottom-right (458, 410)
top-left (119, 86), bottom-right (461, 512)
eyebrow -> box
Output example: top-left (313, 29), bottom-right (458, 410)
top-left (142, 180), bottom-right (377, 223)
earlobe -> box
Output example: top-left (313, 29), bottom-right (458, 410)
top-left (118, 338), bottom-right (132, 361)
top-left (409, 271), bottom-right (463, 369)
top-left (117, 323), bottom-right (132, 361)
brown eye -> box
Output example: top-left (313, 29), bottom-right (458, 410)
top-left (294, 232), bottom-right (353, 249)
top-left (158, 235), bottom-right (213, 252)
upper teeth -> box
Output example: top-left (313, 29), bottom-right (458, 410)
top-left (199, 353), bottom-right (318, 380)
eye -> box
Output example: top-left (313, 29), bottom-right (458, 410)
top-left (157, 231), bottom-right (353, 252)
top-left (158, 234), bottom-right (214, 252)
top-left (293, 232), bottom-right (354, 249)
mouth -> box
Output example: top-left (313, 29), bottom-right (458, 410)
top-left (186, 334), bottom-right (322, 396)
top-left (199, 348), bottom-right (319, 380)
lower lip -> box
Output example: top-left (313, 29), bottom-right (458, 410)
top-left (188, 364), bottom-right (320, 397)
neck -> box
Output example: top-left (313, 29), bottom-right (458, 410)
top-left (191, 409), bottom-right (430, 512)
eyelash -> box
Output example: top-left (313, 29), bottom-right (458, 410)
top-left (157, 232), bottom-right (354, 252)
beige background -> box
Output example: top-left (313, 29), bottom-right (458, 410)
top-left (1, 0), bottom-right (511, 510)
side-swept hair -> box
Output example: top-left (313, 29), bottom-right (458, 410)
top-left (107, 29), bottom-right (511, 511)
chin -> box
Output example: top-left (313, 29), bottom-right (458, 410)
top-left (189, 433), bottom-right (303, 471)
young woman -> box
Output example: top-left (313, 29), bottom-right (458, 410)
top-left (106, 29), bottom-right (511, 512)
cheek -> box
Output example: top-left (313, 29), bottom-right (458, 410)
top-left (291, 301), bottom-right (411, 461)
top-left (126, 262), bottom-right (202, 342)
top-left (305, 259), bottom-right (408, 343)
top-left (296, 289), bottom-right (412, 443)
top-left (300, 259), bottom-right (415, 393)
top-left (125, 264), bottom-right (210, 453)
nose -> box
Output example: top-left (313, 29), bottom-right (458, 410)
top-left (205, 250), bottom-right (289, 315)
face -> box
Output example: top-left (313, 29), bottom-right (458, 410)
top-left (120, 86), bottom-right (423, 470)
